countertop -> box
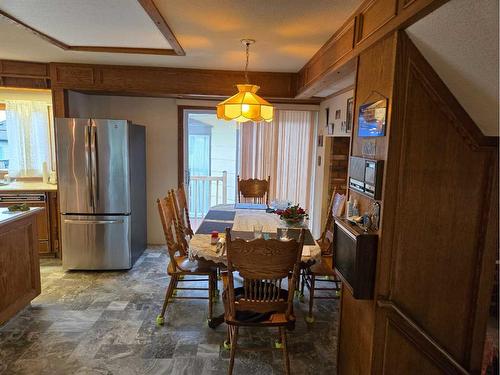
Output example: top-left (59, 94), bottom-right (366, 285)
top-left (0, 207), bottom-right (44, 226)
top-left (0, 181), bottom-right (57, 192)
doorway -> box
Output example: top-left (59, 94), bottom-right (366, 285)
top-left (180, 107), bottom-right (239, 229)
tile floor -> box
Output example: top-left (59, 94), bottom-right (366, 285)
top-left (0, 248), bottom-right (339, 375)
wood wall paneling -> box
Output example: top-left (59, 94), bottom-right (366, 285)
top-left (356, 0), bottom-right (398, 45)
top-left (0, 59), bottom-right (50, 89)
top-left (338, 287), bottom-right (376, 374)
top-left (0, 59), bottom-right (49, 78)
top-left (376, 302), bottom-right (468, 374)
top-left (366, 31), bottom-right (499, 374)
top-left (49, 63), bottom-right (298, 99)
top-left (337, 32), bottom-right (398, 374)
top-left (51, 64), bottom-right (95, 87)
top-left (296, 0), bottom-right (449, 98)
top-left (299, 20), bottom-right (356, 90)
top-left (51, 88), bottom-right (68, 118)
top-left (349, 32), bottom-right (396, 217)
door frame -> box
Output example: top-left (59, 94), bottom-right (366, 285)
top-left (177, 105), bottom-right (215, 187)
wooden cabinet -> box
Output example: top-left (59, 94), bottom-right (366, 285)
top-left (0, 191), bottom-right (60, 258)
top-left (0, 209), bottom-right (41, 324)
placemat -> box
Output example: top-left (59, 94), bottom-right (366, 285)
top-left (204, 210), bottom-right (236, 221)
top-left (196, 221), bottom-right (233, 234)
top-left (234, 203), bottom-right (268, 210)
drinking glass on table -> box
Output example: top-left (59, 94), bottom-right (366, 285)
top-left (279, 227), bottom-right (289, 241)
top-left (253, 224), bottom-right (263, 239)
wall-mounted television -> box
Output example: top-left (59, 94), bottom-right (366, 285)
top-left (357, 98), bottom-right (387, 137)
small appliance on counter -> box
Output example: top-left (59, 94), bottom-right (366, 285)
top-left (55, 118), bottom-right (147, 270)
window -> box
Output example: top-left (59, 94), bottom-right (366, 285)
top-left (0, 92), bottom-right (54, 177)
top-left (0, 104), bottom-right (7, 170)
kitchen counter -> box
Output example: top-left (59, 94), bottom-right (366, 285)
top-left (0, 207), bottom-right (43, 226)
top-left (0, 181), bottom-right (57, 192)
top-left (0, 207), bottom-right (42, 324)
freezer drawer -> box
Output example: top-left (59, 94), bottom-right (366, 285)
top-left (61, 214), bottom-right (131, 270)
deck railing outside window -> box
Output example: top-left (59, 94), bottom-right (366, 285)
top-left (189, 171), bottom-right (227, 219)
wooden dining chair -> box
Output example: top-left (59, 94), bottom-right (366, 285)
top-left (156, 192), bottom-right (217, 326)
top-left (222, 227), bottom-right (305, 375)
top-left (237, 175), bottom-right (270, 205)
top-left (300, 190), bottom-right (344, 323)
top-left (172, 184), bottom-right (194, 238)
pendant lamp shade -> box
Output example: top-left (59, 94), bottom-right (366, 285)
top-left (217, 39), bottom-right (274, 123)
top-left (217, 84), bottom-right (273, 123)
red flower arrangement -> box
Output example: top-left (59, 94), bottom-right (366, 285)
top-left (275, 204), bottom-right (309, 225)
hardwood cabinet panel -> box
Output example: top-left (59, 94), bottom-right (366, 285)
top-left (0, 60), bottom-right (49, 78)
top-left (382, 320), bottom-right (444, 375)
top-left (356, 0), bottom-right (398, 45)
top-left (305, 20), bottom-right (355, 86)
top-left (338, 287), bottom-right (376, 374)
top-left (52, 65), bottom-right (95, 86)
top-left (0, 214), bottom-right (41, 324)
top-left (37, 241), bottom-right (50, 254)
top-left (0, 192), bottom-right (59, 257)
top-left (48, 192), bottom-right (60, 255)
top-left (35, 206), bottom-right (49, 241)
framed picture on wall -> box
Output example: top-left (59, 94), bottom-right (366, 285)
top-left (335, 109), bottom-right (341, 120)
top-left (325, 107), bottom-right (330, 127)
top-left (346, 97), bottom-right (354, 132)
top-left (357, 98), bottom-right (387, 137)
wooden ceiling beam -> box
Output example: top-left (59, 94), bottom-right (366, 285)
top-left (49, 62), bottom-right (299, 99)
top-left (68, 46), bottom-right (177, 56)
top-left (137, 0), bottom-right (185, 56)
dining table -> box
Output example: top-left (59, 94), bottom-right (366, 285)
top-left (188, 203), bottom-right (322, 328)
top-left (189, 204), bottom-right (322, 266)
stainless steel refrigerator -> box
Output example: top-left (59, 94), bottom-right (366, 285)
top-left (55, 118), bottom-right (146, 270)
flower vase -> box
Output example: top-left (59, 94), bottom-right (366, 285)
top-left (282, 218), bottom-right (305, 228)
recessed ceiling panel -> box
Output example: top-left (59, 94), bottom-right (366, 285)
top-left (0, 0), bottom-right (172, 49)
top-left (0, 0), bottom-right (363, 71)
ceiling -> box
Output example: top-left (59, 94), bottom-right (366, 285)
top-left (314, 59), bottom-right (357, 97)
top-left (406, 0), bottom-right (499, 136)
top-left (0, 0), bottom-right (362, 72)
top-left (0, 0), bottom-right (171, 49)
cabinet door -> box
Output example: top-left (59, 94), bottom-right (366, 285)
top-left (35, 207), bottom-right (49, 241)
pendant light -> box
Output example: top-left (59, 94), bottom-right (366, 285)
top-left (217, 39), bottom-right (274, 123)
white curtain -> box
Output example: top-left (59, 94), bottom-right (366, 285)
top-left (5, 100), bottom-right (51, 177)
top-left (239, 109), bottom-right (316, 209)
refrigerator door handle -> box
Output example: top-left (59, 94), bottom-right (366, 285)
top-left (84, 122), bottom-right (93, 209)
top-left (63, 219), bottom-right (125, 225)
top-left (90, 121), bottom-right (99, 210)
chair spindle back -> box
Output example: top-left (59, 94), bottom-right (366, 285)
top-left (157, 192), bottom-right (186, 271)
top-left (224, 228), bottom-right (304, 319)
top-left (237, 176), bottom-right (270, 205)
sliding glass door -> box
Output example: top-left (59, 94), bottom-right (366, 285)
top-left (182, 109), bottom-right (239, 223)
